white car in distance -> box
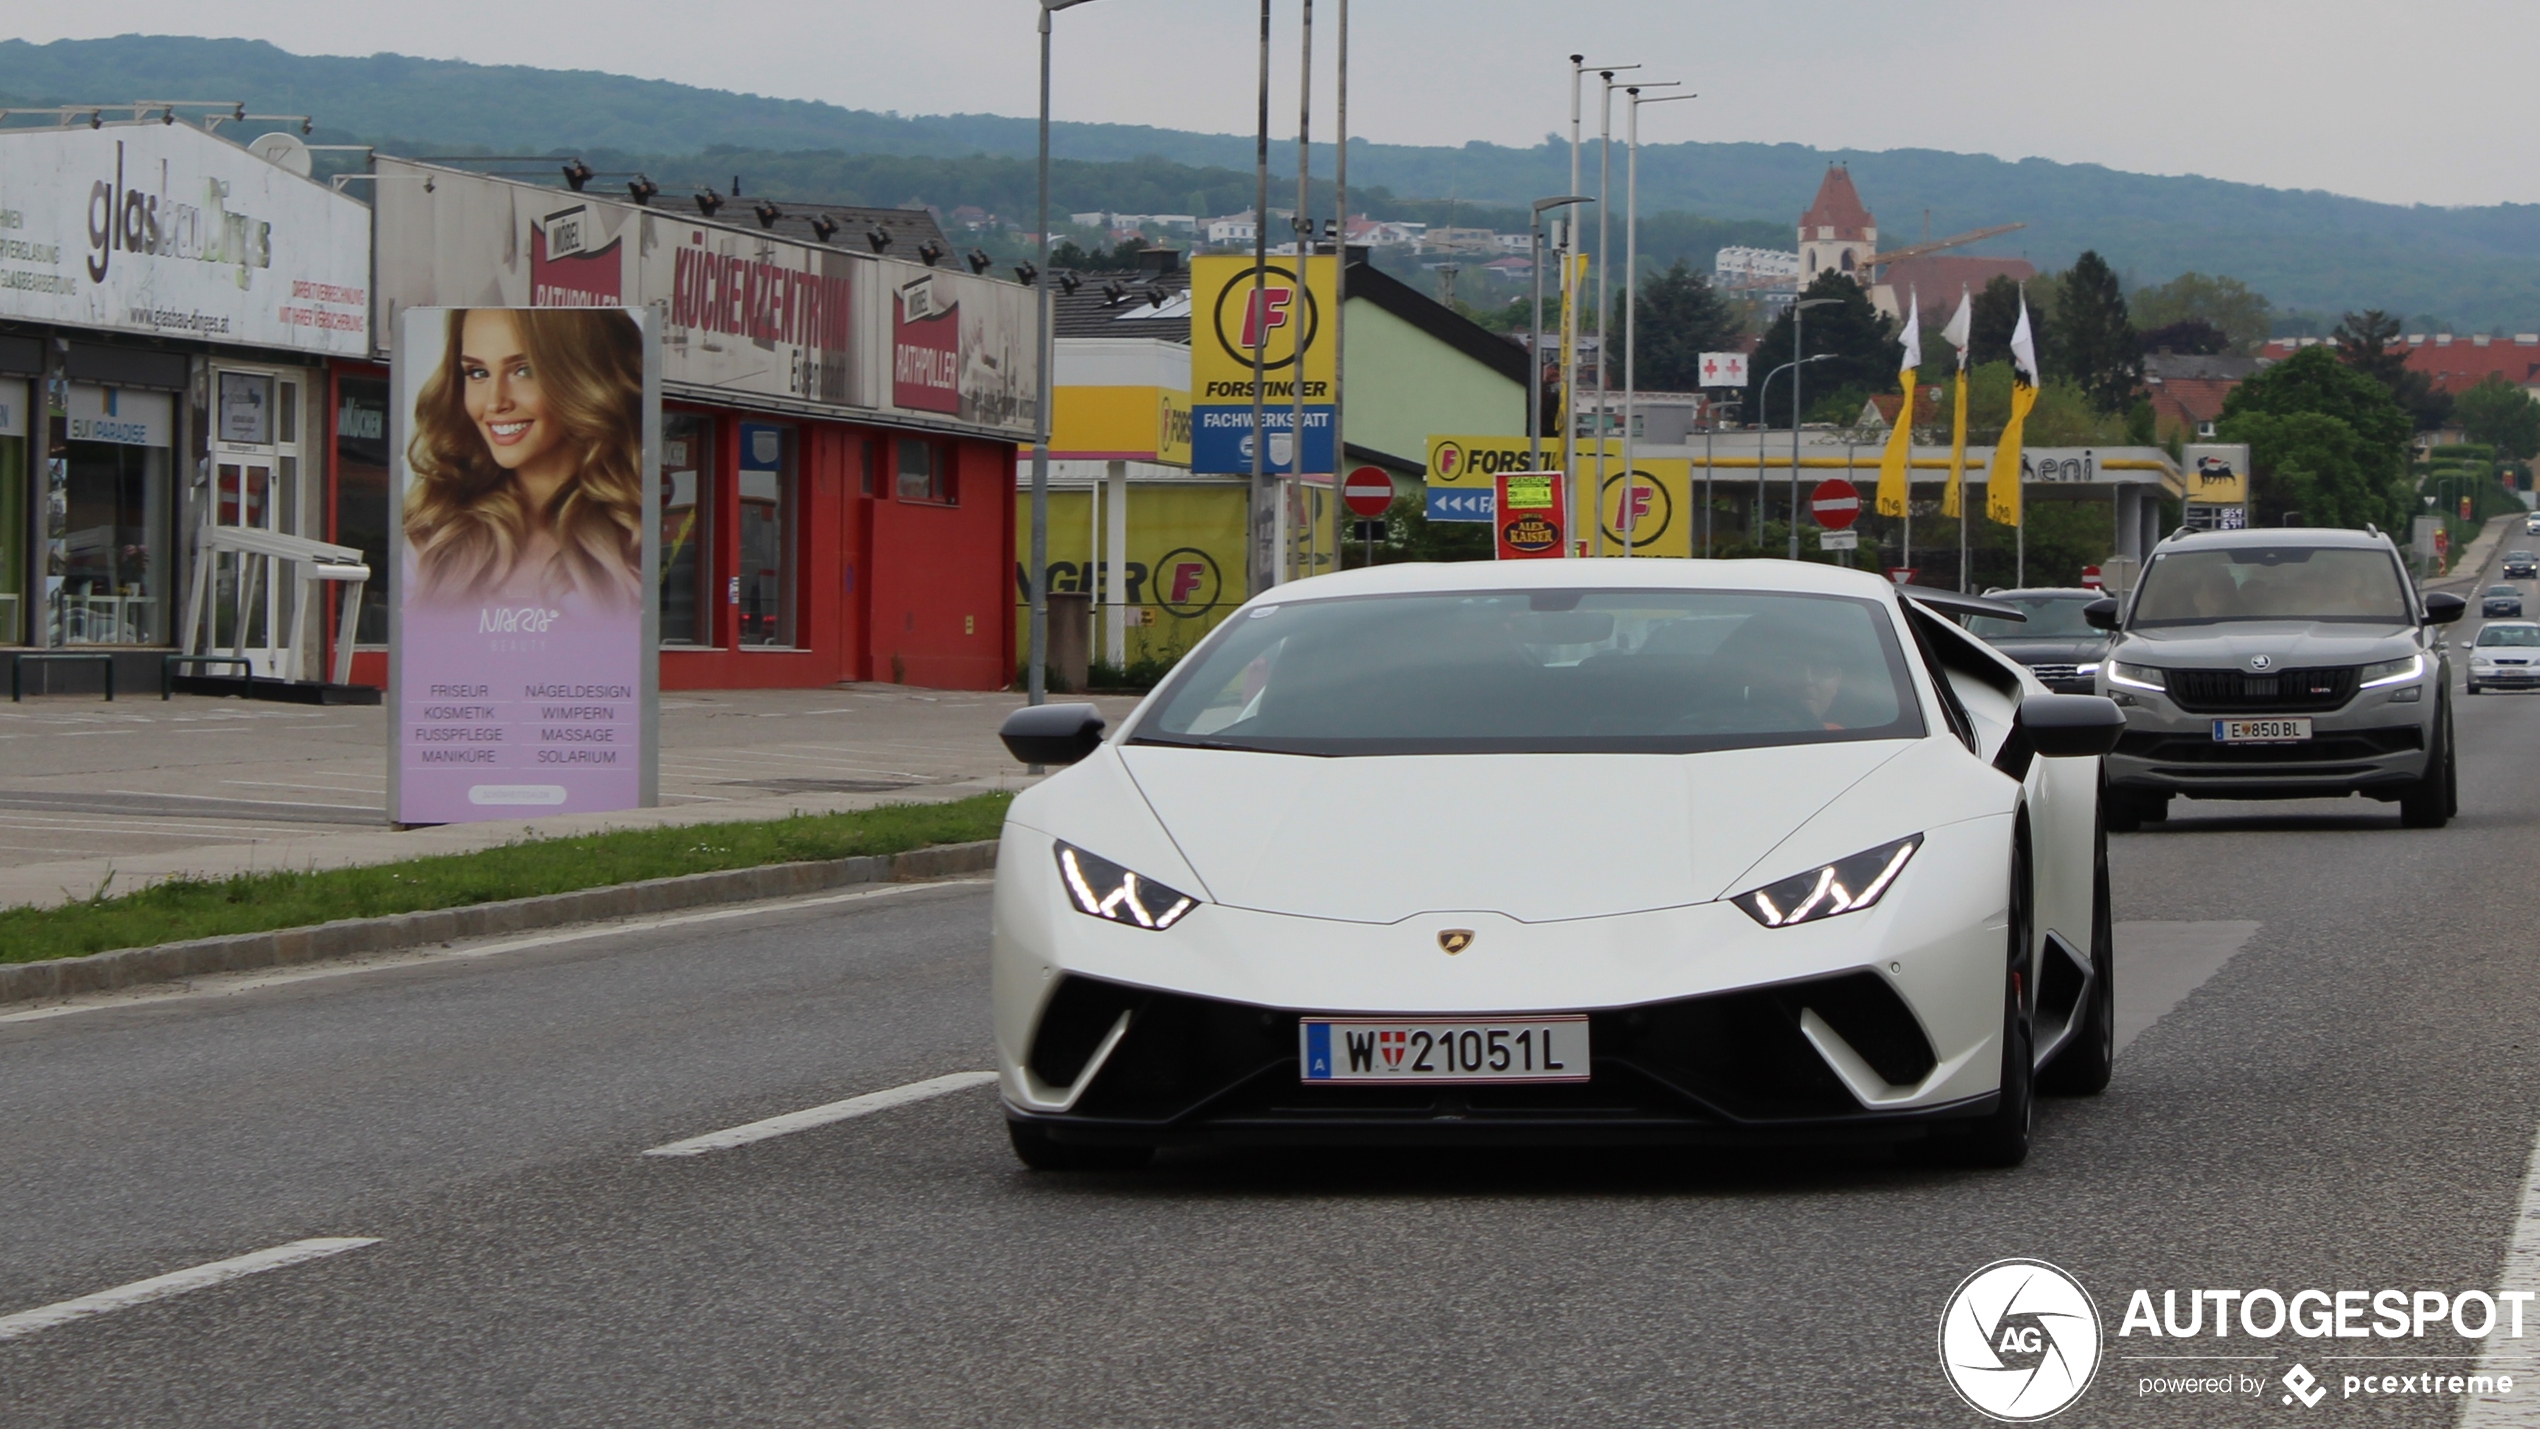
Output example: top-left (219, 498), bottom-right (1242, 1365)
top-left (989, 560), bottom-right (2125, 1171)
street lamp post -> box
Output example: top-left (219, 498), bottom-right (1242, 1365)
top-left (1590, 66), bottom-right (1635, 556)
top-left (1529, 195), bottom-right (1594, 476)
top-left (1622, 85), bottom-right (1691, 559)
top-left (1569, 57), bottom-right (1631, 550)
top-left (1786, 297), bottom-right (1840, 559)
top-left (1759, 353), bottom-right (1831, 555)
top-left (1028, 0), bottom-right (1103, 706)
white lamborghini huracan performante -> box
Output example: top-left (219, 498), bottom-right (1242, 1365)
top-left (989, 560), bottom-right (2125, 1170)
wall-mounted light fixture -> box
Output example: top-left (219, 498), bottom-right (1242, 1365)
top-left (809, 215), bottom-right (839, 244)
top-left (752, 200), bottom-right (782, 230)
top-left (866, 227), bottom-right (893, 253)
top-left (1013, 262), bottom-right (1039, 287)
top-left (561, 160), bottom-right (593, 192)
top-left (1057, 271), bottom-right (1082, 297)
top-left (918, 240), bottom-right (946, 267)
top-left (626, 175), bottom-right (659, 206)
top-left (694, 189), bottom-right (724, 218)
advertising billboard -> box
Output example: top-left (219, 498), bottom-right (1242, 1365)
top-left (371, 160), bottom-right (1036, 439)
top-left (2181, 444), bottom-right (2252, 506)
top-left (1189, 253), bottom-right (1337, 474)
top-left (1594, 459), bottom-right (1694, 557)
top-left (0, 125), bottom-right (372, 355)
top-left (389, 306), bottom-right (660, 824)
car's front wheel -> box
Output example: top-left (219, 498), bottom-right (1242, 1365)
top-left (2039, 813), bottom-right (2115, 1097)
top-left (2400, 701), bottom-right (2455, 829)
top-left (1007, 1120), bottom-right (1154, 1172)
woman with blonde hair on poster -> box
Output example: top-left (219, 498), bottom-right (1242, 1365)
top-left (403, 307), bottom-right (644, 608)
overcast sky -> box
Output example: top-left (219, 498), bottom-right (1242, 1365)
top-left (20, 1), bottom-right (2529, 208)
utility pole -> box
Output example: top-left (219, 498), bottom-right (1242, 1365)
top-left (1623, 84), bottom-right (1691, 559)
top-left (1788, 297), bottom-right (1838, 560)
top-left (1292, 0), bottom-right (1312, 585)
top-left (1247, 0), bottom-right (1273, 596)
top-left (1591, 65), bottom-right (1635, 556)
top-left (1334, 0), bottom-right (1349, 566)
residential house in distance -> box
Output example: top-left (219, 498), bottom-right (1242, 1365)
top-left (2144, 351), bottom-right (2263, 442)
top-left (1202, 212), bottom-right (1258, 247)
top-left (2259, 332), bottom-right (2540, 402)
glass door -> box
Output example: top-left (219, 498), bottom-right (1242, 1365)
top-left (207, 369), bottom-right (307, 677)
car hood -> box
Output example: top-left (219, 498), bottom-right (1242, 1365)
top-left (1985, 637), bottom-right (2110, 664)
top-left (2115, 622), bottom-right (2417, 667)
top-left (1115, 740), bottom-right (1913, 924)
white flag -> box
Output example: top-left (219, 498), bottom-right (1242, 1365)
top-left (2008, 292), bottom-right (2038, 385)
top-left (1898, 289), bottom-right (1921, 374)
top-left (1941, 285), bottom-right (1973, 369)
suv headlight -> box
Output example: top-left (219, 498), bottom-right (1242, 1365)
top-left (2359, 653), bottom-right (2423, 689)
top-left (1053, 841), bottom-right (1198, 930)
top-left (2108, 661), bottom-right (2166, 692)
top-left (1734, 835), bottom-right (1922, 928)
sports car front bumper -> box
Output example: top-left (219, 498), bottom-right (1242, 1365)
top-left (990, 818), bottom-right (2019, 1147)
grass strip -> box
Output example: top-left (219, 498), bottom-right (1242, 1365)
top-left (0, 793), bottom-right (1012, 966)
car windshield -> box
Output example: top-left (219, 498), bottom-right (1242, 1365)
top-left (1966, 597), bottom-right (2101, 640)
top-left (2129, 547), bottom-right (2412, 626)
top-left (1132, 589), bottom-right (1925, 756)
top-left (2478, 626), bottom-right (2540, 647)
top-left (2490, 586), bottom-right (2521, 598)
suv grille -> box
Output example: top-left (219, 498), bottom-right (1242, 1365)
top-left (2165, 666), bottom-right (2358, 713)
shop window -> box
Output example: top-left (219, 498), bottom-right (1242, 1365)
top-left (898, 437), bottom-right (955, 504)
top-left (57, 385), bottom-right (172, 647)
top-left (0, 379), bottom-right (23, 643)
top-left (334, 377), bottom-right (391, 643)
top-left (661, 413), bottom-right (718, 646)
top-left (737, 421), bottom-right (796, 647)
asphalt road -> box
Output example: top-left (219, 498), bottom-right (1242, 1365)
top-left (7, 621), bottom-right (2540, 1424)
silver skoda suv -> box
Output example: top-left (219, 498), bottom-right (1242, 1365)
top-left (2088, 527), bottom-right (2465, 830)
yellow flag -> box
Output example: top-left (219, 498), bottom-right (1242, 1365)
top-left (1875, 289), bottom-right (1920, 518)
top-left (1986, 295), bottom-right (2039, 527)
top-left (1942, 367), bottom-right (1969, 518)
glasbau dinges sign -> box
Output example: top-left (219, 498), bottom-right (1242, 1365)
top-left (0, 124), bottom-right (372, 354)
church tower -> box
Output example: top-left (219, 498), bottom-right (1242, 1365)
top-left (1798, 165), bottom-right (1877, 286)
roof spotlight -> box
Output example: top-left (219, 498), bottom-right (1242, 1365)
top-left (626, 175), bottom-right (659, 206)
top-left (966, 248), bottom-right (993, 275)
top-left (918, 239), bottom-right (946, 267)
top-left (866, 226), bottom-right (893, 253)
top-left (1101, 280), bottom-right (1129, 306)
top-left (694, 189), bottom-right (724, 218)
top-left (1013, 262), bottom-right (1039, 287)
top-left (1057, 271), bottom-right (1082, 296)
top-left (561, 159), bottom-right (593, 192)
top-left (753, 200), bottom-right (782, 230)
top-left (809, 215), bottom-right (839, 244)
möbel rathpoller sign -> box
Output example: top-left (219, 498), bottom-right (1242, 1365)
top-left (389, 307), bottom-right (660, 824)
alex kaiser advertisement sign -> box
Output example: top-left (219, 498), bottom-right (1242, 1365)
top-left (0, 124), bottom-right (372, 354)
top-left (372, 159), bottom-right (1035, 437)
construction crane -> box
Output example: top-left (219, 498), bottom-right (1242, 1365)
top-left (1864, 222), bottom-right (2026, 277)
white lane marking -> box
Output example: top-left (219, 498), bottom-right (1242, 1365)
top-left (2462, 1133), bottom-right (2540, 1426)
top-left (2114, 920), bottom-right (2263, 1052)
top-left (642, 1072), bottom-right (999, 1158)
top-left (0, 1237), bottom-right (379, 1343)
top-left (0, 878), bottom-right (988, 1025)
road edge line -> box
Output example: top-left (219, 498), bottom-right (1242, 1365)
top-left (0, 840), bottom-right (998, 1008)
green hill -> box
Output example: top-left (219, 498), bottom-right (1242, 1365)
top-left (7, 35), bottom-right (2538, 329)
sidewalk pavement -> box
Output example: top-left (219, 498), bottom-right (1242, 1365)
top-left (0, 685), bottom-right (1139, 912)
top-left (2426, 511), bottom-right (2525, 593)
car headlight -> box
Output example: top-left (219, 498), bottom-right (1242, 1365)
top-left (1053, 841), bottom-right (1198, 930)
top-left (1734, 835), bottom-right (1922, 928)
top-left (2359, 653), bottom-right (2423, 689)
top-left (2108, 661), bottom-right (2166, 692)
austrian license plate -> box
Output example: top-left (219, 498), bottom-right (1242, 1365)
top-left (2214, 717), bottom-right (2312, 743)
top-left (1299, 1016), bottom-right (1590, 1083)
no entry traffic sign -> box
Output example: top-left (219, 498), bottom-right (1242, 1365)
top-left (1811, 477), bottom-right (1861, 530)
top-left (1343, 467), bottom-right (1394, 518)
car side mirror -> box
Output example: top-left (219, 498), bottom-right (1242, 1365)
top-left (1000, 702), bottom-right (1106, 766)
top-left (2423, 592), bottom-right (2467, 625)
top-left (2018, 693), bottom-right (2128, 759)
top-left (2082, 597), bottom-right (2120, 631)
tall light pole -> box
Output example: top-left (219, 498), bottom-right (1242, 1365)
top-left (1333, 0), bottom-right (1348, 566)
top-left (1569, 57), bottom-right (1630, 552)
top-left (1247, 0), bottom-right (1274, 596)
top-left (1622, 84), bottom-right (1691, 558)
top-left (1591, 65), bottom-right (1635, 556)
top-left (1291, 0), bottom-right (1313, 584)
top-left (1760, 353), bottom-right (1830, 557)
top-left (1529, 195), bottom-right (1594, 472)
top-left (1029, 0), bottom-right (1103, 705)
top-left (1787, 296), bottom-right (1839, 560)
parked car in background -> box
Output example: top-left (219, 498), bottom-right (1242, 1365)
top-left (1963, 589), bottom-right (2115, 694)
top-left (2467, 621), bottom-right (2540, 694)
top-left (2484, 584), bottom-right (2525, 618)
top-left (2504, 551), bottom-right (2538, 579)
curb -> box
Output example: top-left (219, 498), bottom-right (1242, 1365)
top-left (0, 839), bottom-right (999, 1007)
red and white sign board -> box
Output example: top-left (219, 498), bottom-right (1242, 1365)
top-left (1494, 471), bottom-right (1567, 560)
top-left (1698, 351), bottom-right (1749, 387)
top-left (1810, 477), bottom-right (1862, 530)
top-left (1342, 467), bottom-right (1394, 518)
top-left (2080, 565), bottom-right (2103, 590)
